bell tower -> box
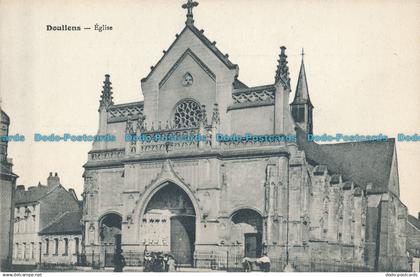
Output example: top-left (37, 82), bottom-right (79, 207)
top-left (291, 49), bottom-right (313, 134)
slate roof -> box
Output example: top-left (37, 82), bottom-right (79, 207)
top-left (142, 22), bottom-right (238, 82)
top-left (408, 215), bottom-right (420, 231)
top-left (292, 59), bottom-right (313, 107)
top-left (39, 210), bottom-right (82, 235)
top-left (233, 79), bottom-right (248, 89)
top-left (1, 109), bottom-right (10, 124)
top-left (1, 163), bottom-right (18, 177)
top-left (15, 184), bottom-right (52, 205)
top-left (187, 24), bottom-right (237, 69)
top-left (296, 128), bottom-right (395, 193)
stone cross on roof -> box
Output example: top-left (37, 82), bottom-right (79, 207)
top-left (182, 0), bottom-right (199, 25)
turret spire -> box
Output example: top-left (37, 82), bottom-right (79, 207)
top-left (274, 46), bottom-right (291, 91)
top-left (182, 0), bottom-right (199, 25)
top-left (292, 51), bottom-right (312, 107)
top-left (99, 74), bottom-right (114, 110)
top-left (291, 50), bottom-right (314, 134)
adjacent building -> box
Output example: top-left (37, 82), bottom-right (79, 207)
top-left (39, 210), bottom-right (83, 265)
top-left (12, 173), bottom-right (81, 266)
top-left (0, 108), bottom-right (18, 271)
top-left (81, 1), bottom-right (409, 271)
top-left (407, 213), bottom-right (420, 272)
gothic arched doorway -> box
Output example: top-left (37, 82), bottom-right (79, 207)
top-left (141, 182), bottom-right (196, 266)
top-left (231, 209), bottom-right (263, 258)
top-left (99, 213), bottom-right (122, 265)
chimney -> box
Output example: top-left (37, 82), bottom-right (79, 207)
top-left (47, 172), bottom-right (60, 187)
top-left (68, 188), bottom-right (78, 201)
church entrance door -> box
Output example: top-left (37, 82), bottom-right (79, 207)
top-left (142, 182), bottom-right (196, 267)
top-left (231, 209), bottom-right (263, 258)
top-left (170, 216), bottom-right (195, 266)
top-left (244, 233), bottom-right (262, 258)
top-left (99, 213), bottom-right (122, 267)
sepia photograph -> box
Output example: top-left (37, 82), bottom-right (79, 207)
top-left (0, 0), bottom-right (419, 275)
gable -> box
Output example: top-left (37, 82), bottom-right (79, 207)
top-left (159, 48), bottom-right (215, 89)
top-left (141, 24), bottom-right (237, 84)
top-left (141, 24), bottom-right (239, 127)
top-left (157, 49), bottom-right (217, 124)
top-left (39, 186), bottom-right (80, 229)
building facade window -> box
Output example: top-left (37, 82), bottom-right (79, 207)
top-left (45, 239), bottom-right (50, 255)
top-left (39, 242), bottom-right (42, 261)
top-left (23, 243), bottom-right (27, 260)
top-left (74, 237), bottom-right (80, 254)
top-left (173, 99), bottom-right (202, 128)
top-left (63, 238), bottom-right (69, 256)
top-left (16, 217), bottom-right (20, 233)
top-left (31, 215), bottom-right (36, 232)
top-left (14, 243), bottom-right (18, 259)
top-left (54, 238), bottom-right (59, 255)
top-left (17, 243), bottom-right (21, 260)
top-left (31, 242), bottom-right (35, 259)
top-left (292, 105), bottom-right (305, 123)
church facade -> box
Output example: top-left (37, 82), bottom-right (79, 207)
top-left (82, 1), bottom-right (409, 271)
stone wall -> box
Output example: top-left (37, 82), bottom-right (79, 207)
top-left (0, 178), bottom-right (15, 270)
top-left (230, 105), bottom-right (274, 136)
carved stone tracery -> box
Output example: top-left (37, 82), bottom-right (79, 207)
top-left (108, 103), bottom-right (144, 119)
top-left (232, 87), bottom-right (275, 105)
top-left (174, 99), bottom-right (203, 128)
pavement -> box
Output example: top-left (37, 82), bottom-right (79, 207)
top-left (10, 264), bottom-right (228, 272)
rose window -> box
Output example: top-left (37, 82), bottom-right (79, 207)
top-left (174, 99), bottom-right (202, 128)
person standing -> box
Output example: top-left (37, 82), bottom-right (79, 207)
top-left (113, 249), bottom-right (126, 272)
top-left (144, 251), bottom-right (152, 272)
top-left (257, 253), bottom-right (271, 272)
top-left (167, 255), bottom-right (176, 272)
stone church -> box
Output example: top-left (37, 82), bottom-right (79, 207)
top-left (82, 0), bottom-right (409, 271)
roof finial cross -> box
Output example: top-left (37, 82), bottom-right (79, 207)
top-left (182, 0), bottom-right (199, 25)
top-left (301, 48), bottom-right (305, 59)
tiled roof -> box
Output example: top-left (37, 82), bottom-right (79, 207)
top-left (39, 210), bottom-right (82, 235)
top-left (296, 128), bottom-right (395, 193)
top-left (15, 184), bottom-right (51, 205)
top-left (408, 215), bottom-right (420, 231)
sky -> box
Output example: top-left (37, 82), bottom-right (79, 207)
top-left (1, 0), bottom-right (419, 214)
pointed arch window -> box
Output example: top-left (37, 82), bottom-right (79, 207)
top-left (173, 99), bottom-right (202, 128)
top-left (292, 105), bottom-right (305, 123)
